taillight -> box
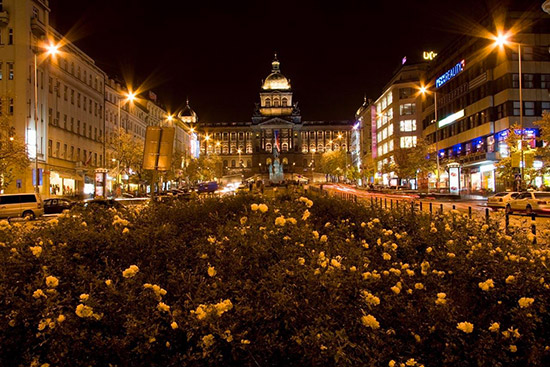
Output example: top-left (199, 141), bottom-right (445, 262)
top-left (37, 202), bottom-right (42, 209)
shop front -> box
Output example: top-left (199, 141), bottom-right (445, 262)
top-left (463, 162), bottom-right (496, 194)
top-left (49, 171), bottom-right (78, 197)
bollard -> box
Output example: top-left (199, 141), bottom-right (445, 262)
top-left (390, 199), bottom-right (393, 209)
top-left (420, 201), bottom-right (423, 212)
top-left (440, 204), bottom-right (443, 214)
top-left (354, 195), bottom-right (357, 203)
top-left (411, 201), bottom-right (415, 215)
top-left (452, 204), bottom-right (456, 210)
top-left (385, 198), bottom-right (387, 209)
top-left (531, 213), bottom-right (537, 244)
top-left (429, 202), bottom-right (433, 215)
top-left (371, 196), bottom-right (374, 206)
top-left (468, 206), bottom-right (472, 218)
top-left (505, 212), bottom-right (510, 234)
top-left (396, 200), bottom-right (399, 209)
top-left (485, 208), bottom-right (489, 224)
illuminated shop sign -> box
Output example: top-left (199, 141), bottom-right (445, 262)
top-left (423, 51), bottom-right (437, 60)
top-left (436, 60), bottom-right (465, 88)
top-left (438, 109), bottom-right (465, 128)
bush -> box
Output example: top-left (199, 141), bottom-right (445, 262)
top-left (1, 193), bottom-right (549, 366)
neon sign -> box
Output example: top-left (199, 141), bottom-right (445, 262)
top-left (436, 60), bottom-right (465, 88)
top-left (423, 51), bottom-right (437, 60)
top-left (438, 109), bottom-right (464, 128)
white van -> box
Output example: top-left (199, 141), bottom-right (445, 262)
top-left (0, 193), bottom-right (44, 219)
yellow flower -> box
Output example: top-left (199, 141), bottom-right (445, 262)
top-left (426, 247), bottom-right (433, 253)
top-left (122, 227), bottom-right (130, 234)
top-left (456, 321), bottom-right (474, 333)
top-left (79, 293), bottom-right (89, 301)
top-left (489, 322), bottom-right (500, 332)
top-left (258, 204), bottom-right (268, 213)
top-left (361, 314), bottom-right (380, 329)
top-left (518, 297), bottom-right (534, 308)
top-left (240, 216), bottom-right (248, 225)
top-left (415, 283), bottom-right (424, 290)
top-left (122, 265), bottom-right (139, 278)
top-left (251, 204), bottom-right (259, 211)
top-left (287, 217), bottom-right (297, 225)
top-left (171, 321), bottom-right (178, 329)
top-left (105, 279), bottom-right (113, 286)
top-left (81, 221), bottom-right (87, 227)
top-left (45, 276), bottom-right (59, 288)
top-left (478, 279), bottom-right (495, 291)
top-left (298, 257), bottom-right (305, 265)
top-left (157, 302), bottom-right (170, 312)
top-left (350, 266), bottom-right (357, 272)
top-left (389, 361), bottom-right (396, 367)
top-left (320, 235), bottom-right (328, 243)
top-left (30, 246), bottom-right (42, 257)
top-left (361, 290), bottom-right (381, 306)
top-left (57, 314), bottom-right (66, 323)
top-left (391, 286), bottom-right (401, 294)
top-left (435, 292), bottom-right (447, 305)
top-left (201, 334), bottom-right (215, 348)
top-left (509, 345), bottom-right (517, 353)
top-left (382, 252), bottom-right (391, 261)
top-left (447, 252), bottom-right (456, 258)
top-left (302, 210), bottom-right (310, 221)
top-left (33, 289), bottom-right (46, 299)
top-left (241, 339), bottom-right (251, 344)
top-left (505, 275), bottom-right (515, 284)
top-left (275, 216), bottom-right (286, 226)
top-left (75, 304), bottom-right (94, 318)
top-left (207, 266), bottom-right (217, 277)
top-left (406, 358), bottom-right (417, 366)
top-left (312, 231), bottom-right (319, 240)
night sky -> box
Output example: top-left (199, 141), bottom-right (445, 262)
top-left (49, 0), bottom-right (542, 122)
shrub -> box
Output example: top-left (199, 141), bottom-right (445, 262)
top-left (0, 193), bottom-right (549, 366)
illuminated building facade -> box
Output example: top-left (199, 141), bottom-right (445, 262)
top-left (421, 7), bottom-right (550, 192)
top-left (367, 62), bottom-right (427, 187)
top-left (197, 56), bottom-right (353, 182)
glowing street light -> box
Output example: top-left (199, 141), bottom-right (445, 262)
top-left (118, 90), bottom-right (137, 131)
top-left (419, 85), bottom-right (441, 189)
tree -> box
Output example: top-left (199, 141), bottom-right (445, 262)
top-left (318, 150), bottom-right (346, 181)
top-left (496, 123), bottom-right (537, 190)
top-left (387, 138), bottom-right (435, 183)
top-left (109, 128), bottom-right (144, 190)
top-left (535, 111), bottom-right (550, 176)
top-left (182, 154), bottom-right (221, 184)
top-left (0, 115), bottom-right (30, 190)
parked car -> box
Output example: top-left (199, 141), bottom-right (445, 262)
top-left (197, 182), bottom-right (219, 193)
top-left (82, 198), bottom-right (124, 210)
top-left (0, 193), bottom-right (43, 220)
top-left (487, 191), bottom-right (519, 210)
top-left (43, 198), bottom-right (74, 214)
top-left (506, 191), bottom-right (550, 215)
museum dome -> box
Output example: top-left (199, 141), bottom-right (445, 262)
top-left (178, 98), bottom-right (198, 123)
top-left (262, 54), bottom-right (291, 90)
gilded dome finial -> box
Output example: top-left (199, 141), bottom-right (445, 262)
top-left (272, 52), bottom-right (280, 73)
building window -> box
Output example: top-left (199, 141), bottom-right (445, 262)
top-left (7, 62), bottom-right (13, 80)
top-left (48, 140), bottom-right (52, 157)
top-left (399, 103), bottom-right (416, 115)
top-left (265, 98), bottom-right (270, 107)
top-left (70, 89), bottom-right (74, 104)
top-left (513, 101), bottom-right (521, 116)
top-left (266, 143), bottom-right (272, 153)
top-left (282, 142), bottom-right (288, 152)
top-left (8, 28), bottom-right (13, 45)
top-left (400, 119), bottom-right (416, 132)
top-left (542, 75), bottom-right (550, 89)
top-left (8, 98), bottom-right (13, 114)
top-left (282, 98), bottom-right (288, 107)
top-left (524, 74), bottom-right (534, 89)
top-left (231, 160), bottom-right (236, 167)
top-left (399, 87), bottom-right (414, 99)
top-left (70, 146), bottom-right (74, 160)
top-left (55, 142), bottom-right (60, 157)
top-left (274, 99), bottom-right (280, 107)
top-left (525, 101), bottom-right (535, 116)
top-left (400, 136), bottom-right (417, 148)
top-left (542, 102), bottom-right (550, 112)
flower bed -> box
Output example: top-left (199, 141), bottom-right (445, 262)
top-left (1, 193), bottom-right (549, 366)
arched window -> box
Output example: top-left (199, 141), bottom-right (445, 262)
top-left (266, 143), bottom-right (272, 153)
top-left (274, 99), bottom-right (280, 107)
top-left (282, 142), bottom-right (288, 152)
top-left (265, 98), bottom-right (271, 107)
top-left (231, 160), bottom-right (236, 167)
top-left (334, 143), bottom-right (340, 151)
top-left (223, 160), bottom-right (228, 168)
top-left (317, 144), bottom-right (324, 153)
top-left (302, 145), bottom-right (308, 153)
top-left (310, 144), bottom-right (316, 152)
top-left (282, 98), bottom-right (288, 107)
top-left (222, 146), bottom-right (228, 154)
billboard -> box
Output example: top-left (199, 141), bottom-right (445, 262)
top-left (143, 126), bottom-right (175, 171)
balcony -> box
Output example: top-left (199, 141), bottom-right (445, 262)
top-left (0, 10), bottom-right (8, 25)
top-left (31, 17), bottom-right (46, 37)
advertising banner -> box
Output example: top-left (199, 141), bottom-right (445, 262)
top-left (449, 166), bottom-right (460, 195)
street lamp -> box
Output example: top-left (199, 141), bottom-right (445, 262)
top-left (337, 133), bottom-right (348, 182)
top-left (419, 85), bottom-right (441, 190)
top-left (237, 148), bottom-right (243, 180)
top-left (493, 31), bottom-right (525, 188)
top-left (310, 147), bottom-right (316, 182)
top-left (32, 41), bottom-right (60, 193)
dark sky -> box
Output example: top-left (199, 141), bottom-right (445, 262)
top-left (49, 0), bottom-right (543, 122)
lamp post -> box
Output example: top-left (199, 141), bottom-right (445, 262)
top-left (33, 42), bottom-right (59, 193)
top-left (237, 148), bottom-right (243, 180)
top-left (337, 133), bottom-right (348, 183)
top-left (310, 148), bottom-right (316, 182)
top-left (494, 32), bottom-right (524, 188)
top-left (419, 86), bottom-right (441, 190)
top-left (118, 91), bottom-right (136, 131)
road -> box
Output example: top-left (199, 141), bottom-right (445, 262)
top-left (321, 184), bottom-right (550, 237)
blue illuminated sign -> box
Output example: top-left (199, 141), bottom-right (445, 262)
top-left (436, 60), bottom-right (465, 88)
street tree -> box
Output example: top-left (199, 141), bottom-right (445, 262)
top-left (319, 150), bottom-right (346, 181)
top-left (182, 154), bottom-right (221, 184)
top-left (496, 123), bottom-right (537, 190)
top-left (535, 111), bottom-right (550, 176)
top-left (386, 138), bottom-right (435, 184)
top-left (109, 127), bottom-right (144, 190)
top-left (0, 115), bottom-right (30, 190)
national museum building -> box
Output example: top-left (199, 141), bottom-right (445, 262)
top-left (196, 56), bottom-right (353, 182)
